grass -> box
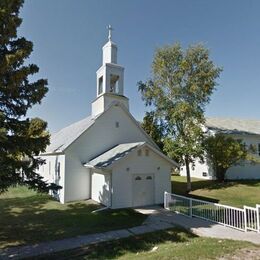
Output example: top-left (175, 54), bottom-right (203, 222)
top-left (0, 186), bottom-right (146, 249)
top-left (172, 175), bottom-right (260, 208)
top-left (37, 228), bottom-right (257, 260)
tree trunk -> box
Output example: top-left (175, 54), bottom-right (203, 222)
top-left (185, 155), bottom-right (191, 193)
top-left (216, 167), bottom-right (226, 182)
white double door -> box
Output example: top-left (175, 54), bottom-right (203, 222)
top-left (132, 173), bottom-right (154, 207)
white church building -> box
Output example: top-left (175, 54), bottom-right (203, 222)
top-left (37, 27), bottom-right (178, 208)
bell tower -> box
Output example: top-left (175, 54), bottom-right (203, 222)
top-left (92, 25), bottom-right (129, 117)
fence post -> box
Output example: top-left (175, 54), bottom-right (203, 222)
top-left (244, 206), bottom-right (247, 232)
top-left (223, 208), bottom-right (226, 226)
top-left (189, 198), bottom-right (193, 217)
top-left (257, 204), bottom-right (260, 233)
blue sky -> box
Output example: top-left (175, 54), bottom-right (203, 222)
top-left (20, 0), bottom-right (260, 133)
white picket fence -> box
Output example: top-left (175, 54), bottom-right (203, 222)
top-left (164, 192), bottom-right (260, 233)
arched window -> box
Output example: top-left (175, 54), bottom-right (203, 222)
top-left (98, 76), bottom-right (103, 95)
top-left (56, 162), bottom-right (61, 179)
top-left (49, 161), bottom-right (51, 176)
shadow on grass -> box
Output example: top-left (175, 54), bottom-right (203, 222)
top-left (0, 193), bottom-right (146, 249)
top-left (171, 178), bottom-right (220, 202)
top-left (172, 175), bottom-right (260, 204)
top-left (36, 228), bottom-right (196, 260)
top-left (172, 176), bottom-right (260, 192)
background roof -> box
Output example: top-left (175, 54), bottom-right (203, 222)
top-left (206, 117), bottom-right (260, 135)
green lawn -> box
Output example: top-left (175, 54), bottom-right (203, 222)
top-left (0, 186), bottom-right (146, 249)
top-left (37, 228), bottom-right (256, 260)
top-left (172, 175), bottom-right (260, 208)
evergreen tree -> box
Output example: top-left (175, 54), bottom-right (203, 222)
top-left (0, 0), bottom-right (59, 193)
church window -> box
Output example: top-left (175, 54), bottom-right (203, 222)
top-left (115, 121), bottom-right (119, 128)
top-left (56, 162), bottom-right (61, 179)
top-left (202, 172), bottom-right (208, 177)
top-left (145, 149), bottom-right (149, 156)
top-left (137, 149), bottom-right (142, 156)
top-left (146, 176), bottom-right (152, 180)
top-left (135, 176), bottom-right (142, 180)
top-left (49, 161), bottom-right (51, 176)
top-left (110, 74), bottom-right (119, 93)
top-left (98, 76), bottom-right (103, 95)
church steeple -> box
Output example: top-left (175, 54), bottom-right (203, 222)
top-left (102, 25), bottom-right (117, 64)
top-left (92, 26), bottom-right (129, 117)
top-left (96, 25), bottom-right (124, 96)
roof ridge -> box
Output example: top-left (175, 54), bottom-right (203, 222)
top-left (206, 117), bottom-right (260, 122)
top-left (206, 117), bottom-right (260, 135)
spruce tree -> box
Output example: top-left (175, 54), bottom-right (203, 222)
top-left (0, 0), bottom-right (59, 193)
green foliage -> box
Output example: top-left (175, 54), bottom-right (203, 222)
top-left (141, 111), bottom-right (165, 150)
top-left (138, 43), bottom-right (222, 191)
top-left (0, 0), bottom-right (59, 193)
top-left (203, 134), bottom-right (255, 181)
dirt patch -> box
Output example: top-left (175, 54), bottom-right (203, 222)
top-left (219, 247), bottom-right (260, 260)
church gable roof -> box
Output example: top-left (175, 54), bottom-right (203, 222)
top-left (43, 102), bottom-right (159, 155)
top-left (85, 142), bottom-right (144, 168)
top-left (84, 142), bottom-right (178, 169)
top-left (44, 115), bottom-right (95, 154)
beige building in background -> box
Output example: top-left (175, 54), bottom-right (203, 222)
top-left (180, 118), bottom-right (260, 180)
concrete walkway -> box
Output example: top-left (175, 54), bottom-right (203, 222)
top-left (0, 212), bottom-right (173, 259)
top-left (1, 206), bottom-right (260, 259)
top-left (135, 206), bottom-right (260, 245)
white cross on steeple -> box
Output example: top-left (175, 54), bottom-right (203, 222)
top-left (107, 25), bottom-right (113, 41)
